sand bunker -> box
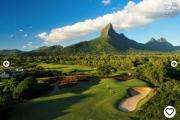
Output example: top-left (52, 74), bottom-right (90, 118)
top-left (119, 87), bottom-right (152, 112)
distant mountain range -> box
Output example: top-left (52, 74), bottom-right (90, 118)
top-left (0, 49), bottom-right (23, 55)
top-left (62, 23), bottom-right (180, 54)
top-left (145, 37), bottom-right (175, 52)
top-left (0, 23), bottom-right (180, 55)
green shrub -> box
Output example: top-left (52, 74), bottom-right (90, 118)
top-left (97, 65), bottom-right (117, 76)
top-left (135, 80), bottom-right (180, 120)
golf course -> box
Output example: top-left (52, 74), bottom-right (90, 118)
top-left (9, 64), bottom-right (151, 120)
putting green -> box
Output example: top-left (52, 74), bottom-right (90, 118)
top-left (10, 78), bottom-right (150, 120)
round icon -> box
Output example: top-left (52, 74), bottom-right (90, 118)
top-left (164, 106), bottom-right (176, 118)
top-left (171, 61), bottom-right (177, 68)
top-left (3, 60), bottom-right (10, 67)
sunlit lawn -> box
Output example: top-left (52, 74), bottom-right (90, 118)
top-left (39, 63), bottom-right (97, 75)
top-left (39, 63), bottom-right (128, 75)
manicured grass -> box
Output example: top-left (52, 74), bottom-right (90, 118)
top-left (39, 63), bottom-right (97, 74)
top-left (10, 78), bottom-right (150, 120)
top-left (39, 63), bottom-right (128, 76)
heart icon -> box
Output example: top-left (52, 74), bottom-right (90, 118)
top-left (165, 108), bottom-right (174, 116)
top-left (164, 106), bottom-right (176, 118)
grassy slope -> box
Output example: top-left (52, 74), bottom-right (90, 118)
top-left (10, 79), bottom-right (149, 120)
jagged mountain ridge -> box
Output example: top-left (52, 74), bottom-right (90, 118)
top-left (63, 23), bottom-right (178, 54)
top-left (63, 23), bottom-right (146, 54)
top-left (0, 23), bottom-right (180, 55)
top-left (145, 37), bottom-right (174, 52)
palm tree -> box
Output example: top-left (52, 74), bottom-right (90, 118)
top-left (3, 79), bottom-right (17, 93)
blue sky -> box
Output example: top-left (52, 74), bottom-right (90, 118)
top-left (0, 0), bottom-right (179, 51)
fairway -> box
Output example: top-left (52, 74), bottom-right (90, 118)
top-left (39, 63), bottom-right (127, 75)
top-left (39, 64), bottom-right (97, 74)
top-left (10, 78), bottom-right (149, 120)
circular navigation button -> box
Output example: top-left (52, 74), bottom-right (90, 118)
top-left (164, 106), bottom-right (176, 118)
top-left (171, 61), bottom-right (177, 68)
top-left (3, 60), bottom-right (10, 67)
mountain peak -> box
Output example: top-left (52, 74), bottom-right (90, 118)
top-left (101, 23), bottom-right (116, 39)
top-left (147, 37), bottom-right (169, 44)
top-left (149, 37), bottom-right (157, 42)
top-left (145, 37), bottom-right (174, 51)
top-left (157, 37), bottom-right (168, 43)
top-left (104, 23), bottom-right (113, 30)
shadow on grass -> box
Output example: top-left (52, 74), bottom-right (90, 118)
top-left (11, 78), bottom-right (100, 120)
top-left (11, 94), bottom-right (93, 120)
top-left (58, 78), bottom-right (100, 94)
top-left (113, 91), bottom-right (130, 112)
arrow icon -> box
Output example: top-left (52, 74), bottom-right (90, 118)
top-left (171, 61), bottom-right (177, 68)
top-left (3, 60), bottom-right (10, 67)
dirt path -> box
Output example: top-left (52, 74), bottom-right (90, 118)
top-left (118, 87), bottom-right (152, 112)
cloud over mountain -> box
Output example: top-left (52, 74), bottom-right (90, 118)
top-left (37, 0), bottom-right (180, 43)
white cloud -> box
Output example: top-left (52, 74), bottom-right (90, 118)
top-left (102, 0), bottom-right (111, 6)
top-left (19, 29), bottom-right (24, 32)
top-left (22, 42), bottom-right (33, 49)
top-left (24, 34), bottom-right (28, 37)
top-left (37, 32), bottom-right (47, 39)
top-left (37, 0), bottom-right (180, 44)
top-left (27, 42), bottom-right (32, 47)
top-left (22, 45), bottom-right (27, 48)
top-left (10, 34), bottom-right (14, 38)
